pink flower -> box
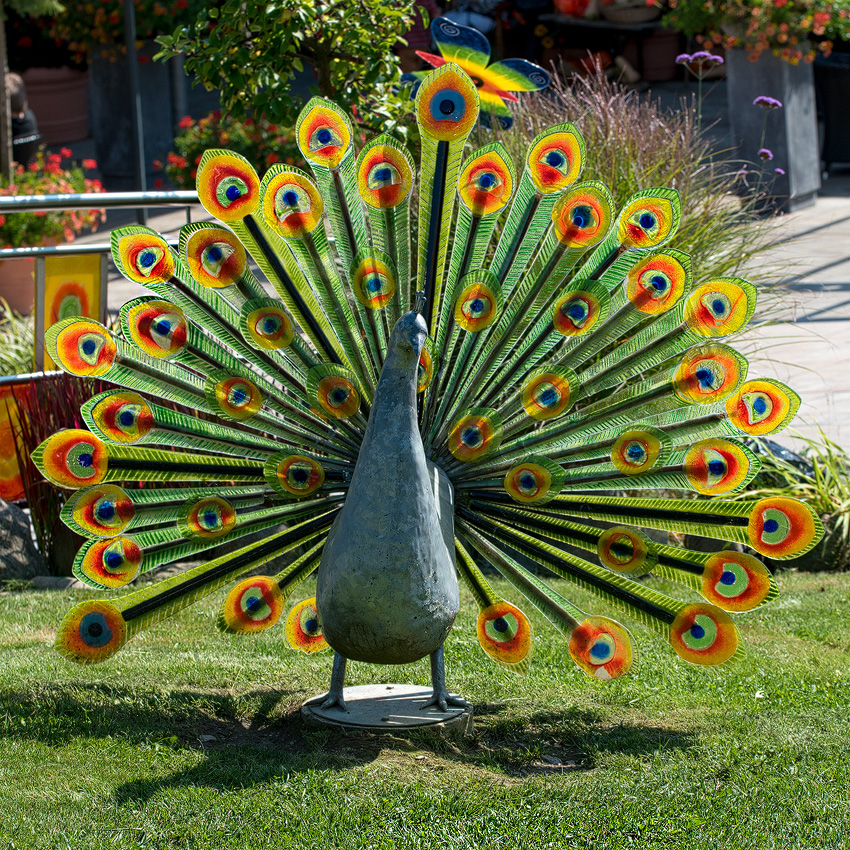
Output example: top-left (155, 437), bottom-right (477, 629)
top-left (758, 148), bottom-right (773, 161)
top-left (775, 167), bottom-right (786, 175)
top-left (753, 95), bottom-right (783, 109)
top-left (82, 158), bottom-right (97, 170)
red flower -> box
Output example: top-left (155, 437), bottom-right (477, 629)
top-left (82, 158), bottom-right (97, 170)
top-left (176, 0), bottom-right (188, 7)
top-left (154, 177), bottom-right (164, 189)
top-left (178, 115), bottom-right (194, 129)
top-left (17, 36), bottom-right (32, 48)
top-left (266, 153), bottom-right (279, 165)
top-left (0, 215), bottom-right (5, 227)
top-left (60, 147), bottom-right (72, 158)
top-left (138, 55), bottom-right (150, 64)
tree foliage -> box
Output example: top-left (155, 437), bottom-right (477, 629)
top-left (157, 0), bottom-right (419, 135)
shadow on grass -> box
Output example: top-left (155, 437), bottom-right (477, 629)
top-left (0, 683), bottom-right (695, 802)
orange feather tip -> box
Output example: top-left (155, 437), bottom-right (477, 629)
top-left (184, 225), bottom-right (248, 288)
top-left (65, 484), bottom-right (135, 538)
top-left (196, 150), bottom-right (260, 221)
top-left (75, 536), bottom-right (143, 588)
top-left (241, 299), bottom-right (295, 350)
top-left (725, 379), bottom-right (800, 436)
top-left (260, 166), bottom-right (324, 239)
top-left (352, 255), bottom-right (396, 309)
top-left (113, 229), bottom-right (175, 285)
top-left (265, 454), bottom-right (326, 498)
top-left (220, 576), bottom-right (285, 634)
top-left (454, 278), bottom-right (501, 332)
top-left (551, 182), bottom-right (613, 248)
top-left (124, 299), bottom-right (188, 359)
top-left (747, 496), bottom-right (822, 559)
top-left (626, 252), bottom-right (689, 314)
top-left (685, 278), bottom-right (757, 338)
top-left (569, 616), bottom-right (634, 680)
top-left (415, 64), bottom-right (480, 142)
top-left (610, 426), bottom-right (670, 475)
top-left (552, 285), bottom-right (608, 338)
top-left (296, 98), bottom-right (353, 169)
top-left (46, 318), bottom-right (117, 378)
top-left (617, 190), bottom-right (681, 249)
top-left (457, 146), bottom-right (514, 217)
top-left (597, 527), bottom-right (658, 573)
top-left (34, 429), bottom-right (108, 489)
top-left (673, 345), bottom-right (746, 405)
top-left (55, 600), bottom-right (127, 664)
top-left (476, 601), bottom-right (533, 670)
top-left (88, 391), bottom-right (154, 444)
top-left (684, 439), bottom-right (753, 495)
top-left (448, 408), bottom-right (503, 463)
top-left (285, 597), bottom-right (328, 653)
top-left (701, 551), bottom-right (774, 612)
top-left (521, 367), bottom-right (577, 421)
top-left (178, 496), bottom-right (237, 540)
top-left (527, 124), bottom-right (584, 193)
top-left (356, 138), bottom-right (414, 209)
top-left (204, 372), bottom-right (264, 421)
top-left (669, 603), bottom-right (738, 666)
top-left (503, 457), bottom-right (564, 504)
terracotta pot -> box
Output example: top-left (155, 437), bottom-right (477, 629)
top-left (0, 255), bottom-right (36, 315)
top-left (20, 67), bottom-right (89, 146)
top-left (0, 238), bottom-right (60, 316)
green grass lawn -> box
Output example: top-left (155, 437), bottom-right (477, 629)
top-left (1, 570), bottom-right (848, 849)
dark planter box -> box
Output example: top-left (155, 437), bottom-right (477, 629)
top-left (88, 41), bottom-right (183, 190)
top-left (726, 48), bottom-right (821, 213)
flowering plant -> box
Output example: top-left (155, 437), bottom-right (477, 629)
top-left (665, 0), bottom-right (850, 63)
top-left (0, 149), bottom-right (105, 249)
top-left (154, 112), bottom-right (304, 189)
top-left (46, 0), bottom-right (206, 62)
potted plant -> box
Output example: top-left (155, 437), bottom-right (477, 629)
top-left (0, 148), bottom-right (104, 314)
top-left (43, 0), bottom-right (207, 188)
top-left (154, 112), bottom-right (304, 189)
top-left (664, 0), bottom-right (850, 211)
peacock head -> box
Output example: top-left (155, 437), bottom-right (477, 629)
top-left (389, 310), bottom-right (428, 367)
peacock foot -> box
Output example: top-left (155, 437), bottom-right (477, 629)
top-left (421, 688), bottom-right (469, 713)
top-left (421, 645), bottom-right (469, 713)
top-left (319, 652), bottom-right (349, 712)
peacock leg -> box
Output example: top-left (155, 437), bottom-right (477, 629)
top-left (320, 652), bottom-right (349, 712)
top-left (422, 645), bottom-right (469, 712)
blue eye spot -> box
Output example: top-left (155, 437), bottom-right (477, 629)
top-left (639, 213), bottom-right (656, 229)
top-left (119, 410), bottom-right (135, 426)
top-left (567, 303), bottom-right (587, 320)
top-left (545, 151), bottom-right (564, 167)
top-left (366, 278), bottom-right (382, 293)
top-left (203, 510), bottom-right (218, 527)
top-left (292, 468), bottom-right (309, 484)
top-left (105, 551), bottom-right (123, 569)
top-left (493, 617), bottom-right (508, 633)
top-left (712, 299), bottom-right (726, 315)
top-left (652, 275), bottom-right (667, 291)
top-left (695, 368), bottom-right (714, 387)
top-left (720, 570), bottom-right (737, 586)
top-left (477, 173), bottom-right (494, 189)
top-left (206, 245), bottom-right (223, 263)
top-left (78, 452), bottom-right (93, 468)
top-left (627, 444), bottom-right (645, 460)
top-left (139, 250), bottom-right (156, 268)
top-left (470, 298), bottom-right (484, 313)
top-left (753, 397), bottom-right (768, 414)
top-left (690, 623), bottom-right (706, 640)
top-left (708, 460), bottom-right (726, 475)
top-left (331, 388), bottom-right (348, 404)
top-left (305, 618), bottom-right (318, 633)
top-left (283, 190), bottom-right (298, 207)
top-left (764, 518), bottom-right (779, 534)
top-left (539, 388), bottom-right (558, 406)
top-left (96, 503), bottom-right (115, 520)
top-left (316, 128), bottom-right (332, 145)
top-left (231, 388), bottom-right (248, 405)
top-left (429, 89), bottom-right (465, 122)
top-left (374, 167), bottom-right (391, 183)
top-left (461, 427), bottom-right (482, 447)
top-left (263, 318), bottom-right (278, 333)
top-left (520, 474), bottom-right (536, 489)
top-left (154, 319), bottom-right (171, 336)
top-left (590, 640), bottom-right (610, 659)
top-left (246, 595), bottom-right (262, 612)
top-left (225, 184), bottom-right (241, 202)
top-left (81, 339), bottom-right (96, 356)
top-left (571, 205), bottom-right (591, 228)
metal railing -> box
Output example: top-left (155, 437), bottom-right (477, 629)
top-left (0, 190), bottom-right (199, 259)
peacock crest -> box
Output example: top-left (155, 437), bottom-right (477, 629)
top-left (34, 63), bottom-right (821, 697)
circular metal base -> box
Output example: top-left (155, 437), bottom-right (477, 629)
top-left (301, 684), bottom-right (473, 734)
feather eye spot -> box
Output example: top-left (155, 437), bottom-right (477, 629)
top-left (77, 536), bottom-right (142, 588)
top-left (286, 598), bottom-right (328, 653)
top-left (56, 601), bottom-right (127, 664)
top-left (569, 617), bottom-right (633, 680)
top-left (669, 603), bottom-right (737, 666)
top-left (701, 551), bottom-right (773, 611)
top-left (266, 454), bottom-right (326, 498)
top-left (747, 497), bottom-right (820, 559)
top-left (220, 576), bottom-right (284, 634)
top-left (477, 602), bottom-right (533, 669)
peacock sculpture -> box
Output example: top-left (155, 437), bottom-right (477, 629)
top-left (34, 59), bottom-right (824, 714)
